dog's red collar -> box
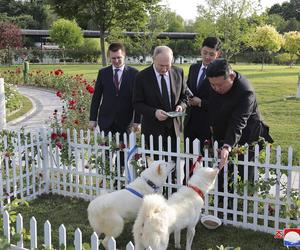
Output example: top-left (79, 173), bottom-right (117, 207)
top-left (187, 184), bottom-right (205, 200)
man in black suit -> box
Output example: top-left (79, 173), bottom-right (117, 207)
top-left (206, 59), bottom-right (273, 189)
top-left (89, 42), bottom-right (140, 135)
top-left (133, 45), bottom-right (186, 152)
top-left (184, 37), bottom-right (221, 152)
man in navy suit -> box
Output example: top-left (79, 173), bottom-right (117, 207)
top-left (184, 37), bottom-right (221, 152)
top-left (133, 45), bottom-right (186, 152)
top-left (89, 43), bottom-right (140, 135)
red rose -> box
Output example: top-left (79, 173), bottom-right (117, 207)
top-left (61, 132), bottom-right (67, 140)
top-left (204, 139), bottom-right (211, 146)
top-left (86, 85), bottom-right (94, 94)
top-left (134, 153), bottom-right (141, 161)
top-left (51, 133), bottom-right (58, 140)
top-left (55, 141), bottom-right (63, 149)
top-left (119, 143), bottom-right (126, 150)
top-left (69, 100), bottom-right (76, 106)
top-left (56, 91), bottom-right (62, 98)
top-left (54, 69), bottom-right (63, 76)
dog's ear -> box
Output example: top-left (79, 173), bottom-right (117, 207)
top-left (146, 156), bottom-right (153, 168)
top-left (156, 164), bottom-right (162, 175)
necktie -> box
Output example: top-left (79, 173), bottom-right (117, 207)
top-left (114, 68), bottom-right (120, 95)
top-left (160, 74), bottom-right (171, 111)
top-left (197, 67), bottom-right (206, 90)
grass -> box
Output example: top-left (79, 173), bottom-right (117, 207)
top-left (13, 194), bottom-right (287, 250)
top-left (1, 63), bottom-right (300, 161)
top-left (6, 94), bottom-right (32, 122)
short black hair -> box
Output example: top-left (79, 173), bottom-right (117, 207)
top-left (206, 59), bottom-right (232, 78)
top-left (202, 37), bottom-right (221, 50)
top-left (108, 42), bottom-right (125, 53)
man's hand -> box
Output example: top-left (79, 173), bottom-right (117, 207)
top-left (89, 121), bottom-right (97, 129)
top-left (218, 147), bottom-right (230, 170)
top-left (155, 109), bottom-right (168, 121)
top-left (175, 105), bottom-right (183, 112)
top-left (132, 123), bottom-right (141, 132)
top-left (188, 96), bottom-right (202, 107)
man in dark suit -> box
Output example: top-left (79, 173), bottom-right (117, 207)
top-left (133, 46), bottom-right (186, 152)
top-left (184, 37), bottom-right (221, 152)
top-left (89, 42), bottom-right (140, 135)
top-left (206, 59), bottom-right (273, 190)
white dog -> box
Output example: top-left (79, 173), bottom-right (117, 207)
top-left (87, 159), bottom-right (174, 248)
top-left (133, 162), bottom-right (218, 250)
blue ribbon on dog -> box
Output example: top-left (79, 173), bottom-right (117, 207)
top-left (126, 144), bottom-right (138, 183)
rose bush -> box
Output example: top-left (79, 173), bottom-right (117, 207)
top-left (1, 67), bottom-right (95, 131)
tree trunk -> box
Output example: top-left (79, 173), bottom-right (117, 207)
top-left (99, 27), bottom-right (107, 66)
top-left (261, 52), bottom-right (264, 71)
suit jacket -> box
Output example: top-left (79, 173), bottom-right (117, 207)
top-left (89, 65), bottom-right (139, 133)
top-left (184, 63), bottom-right (211, 138)
top-left (133, 65), bottom-right (186, 138)
top-left (208, 72), bottom-right (273, 147)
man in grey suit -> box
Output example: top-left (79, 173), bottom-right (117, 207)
top-left (133, 46), bottom-right (186, 152)
top-left (89, 42), bottom-right (140, 135)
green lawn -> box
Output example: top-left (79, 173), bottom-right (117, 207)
top-left (6, 94), bottom-right (32, 122)
top-left (1, 63), bottom-right (300, 161)
top-left (13, 194), bottom-right (286, 250)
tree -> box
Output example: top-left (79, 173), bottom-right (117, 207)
top-left (249, 25), bottom-right (282, 70)
top-left (49, 18), bottom-right (84, 63)
top-left (268, 0), bottom-right (300, 21)
top-left (123, 6), bottom-right (167, 63)
top-left (267, 14), bottom-right (287, 33)
top-left (0, 21), bottom-right (22, 65)
top-left (283, 31), bottom-right (300, 66)
top-left (48, 0), bottom-right (160, 66)
top-left (0, 0), bottom-right (56, 29)
top-left (194, 0), bottom-right (262, 60)
top-left (164, 10), bottom-right (196, 62)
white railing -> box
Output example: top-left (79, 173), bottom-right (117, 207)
top-left (0, 127), bottom-right (299, 248)
top-left (3, 211), bottom-right (151, 250)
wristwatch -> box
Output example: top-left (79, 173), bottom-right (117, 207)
top-left (222, 144), bottom-right (232, 152)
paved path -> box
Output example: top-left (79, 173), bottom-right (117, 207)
top-left (6, 86), bottom-right (63, 133)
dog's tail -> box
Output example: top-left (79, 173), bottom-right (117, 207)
top-left (133, 194), bottom-right (171, 250)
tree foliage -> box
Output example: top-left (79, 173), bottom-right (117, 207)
top-left (194, 0), bottom-right (262, 60)
top-left (249, 25), bottom-right (282, 69)
top-left (47, 0), bottom-right (160, 66)
top-left (0, 0), bottom-right (55, 29)
top-left (268, 0), bottom-right (300, 21)
top-left (283, 31), bottom-right (300, 65)
top-left (49, 18), bottom-right (83, 49)
top-left (0, 21), bottom-right (22, 49)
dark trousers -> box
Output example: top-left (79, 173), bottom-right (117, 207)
top-left (103, 122), bottom-right (129, 179)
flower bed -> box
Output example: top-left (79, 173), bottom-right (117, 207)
top-left (1, 67), bottom-right (95, 131)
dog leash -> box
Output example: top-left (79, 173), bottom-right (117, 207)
top-left (189, 155), bottom-right (203, 177)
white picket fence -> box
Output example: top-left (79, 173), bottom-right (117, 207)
top-left (0, 127), bottom-right (299, 249)
top-left (3, 210), bottom-right (151, 250)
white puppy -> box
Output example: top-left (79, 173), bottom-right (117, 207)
top-left (87, 159), bottom-right (174, 249)
top-left (133, 162), bottom-right (218, 250)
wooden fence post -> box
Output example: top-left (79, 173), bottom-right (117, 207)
top-left (0, 78), bottom-right (6, 130)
